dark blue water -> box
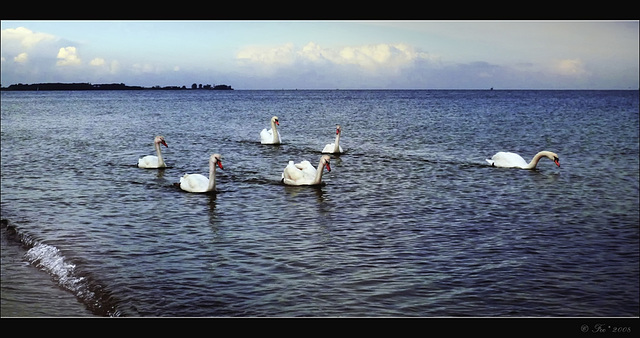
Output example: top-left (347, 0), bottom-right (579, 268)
top-left (1, 90), bottom-right (638, 317)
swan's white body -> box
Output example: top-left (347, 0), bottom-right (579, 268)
top-left (322, 125), bottom-right (344, 154)
top-left (260, 116), bottom-right (281, 144)
top-left (486, 151), bottom-right (560, 169)
top-left (138, 136), bottom-right (168, 168)
top-left (282, 155), bottom-right (331, 186)
top-left (179, 154), bottom-right (223, 193)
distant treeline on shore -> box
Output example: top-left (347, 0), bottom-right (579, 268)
top-left (1, 82), bottom-right (233, 91)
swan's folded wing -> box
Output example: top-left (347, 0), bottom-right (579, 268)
top-left (298, 161), bottom-right (318, 180)
top-left (180, 174), bottom-right (196, 191)
top-left (283, 161), bottom-right (304, 181)
top-left (138, 155), bottom-right (159, 168)
top-left (180, 174), bottom-right (209, 192)
top-left (491, 151), bottom-right (528, 168)
top-left (295, 160), bottom-right (312, 170)
top-left (260, 128), bottom-right (272, 143)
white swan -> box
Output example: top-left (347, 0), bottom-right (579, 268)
top-left (322, 124), bottom-right (344, 154)
top-left (179, 154), bottom-right (223, 193)
top-left (138, 136), bottom-right (168, 168)
top-left (486, 151), bottom-right (560, 169)
top-left (260, 116), bottom-right (281, 144)
top-left (282, 155), bottom-right (331, 186)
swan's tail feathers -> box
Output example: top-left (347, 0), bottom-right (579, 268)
top-left (179, 174), bottom-right (191, 184)
top-left (283, 161), bottom-right (304, 182)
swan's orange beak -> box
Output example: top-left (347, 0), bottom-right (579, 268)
top-left (160, 140), bottom-right (168, 147)
top-left (275, 120), bottom-right (279, 126)
top-left (554, 158), bottom-right (560, 167)
top-left (217, 161), bottom-right (224, 170)
top-left (325, 163), bottom-right (331, 172)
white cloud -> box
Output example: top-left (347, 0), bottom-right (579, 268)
top-left (236, 43), bottom-right (296, 65)
top-left (14, 52), bottom-right (28, 63)
top-left (298, 42), bottom-right (325, 63)
top-left (1, 26), bottom-right (59, 72)
top-left (87, 57), bottom-right (121, 77)
top-left (56, 46), bottom-right (81, 66)
top-left (331, 43), bottom-right (431, 73)
top-left (90, 57), bottom-right (105, 66)
top-left (554, 58), bottom-right (588, 76)
top-left (236, 43), bottom-right (297, 76)
top-left (232, 41), bottom-right (451, 88)
top-left (131, 63), bottom-right (165, 74)
top-left (1, 27), bottom-right (56, 49)
top-left (109, 60), bottom-right (121, 74)
top-left (236, 42), bottom-right (435, 77)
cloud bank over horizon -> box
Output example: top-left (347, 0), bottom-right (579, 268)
top-left (1, 22), bottom-right (638, 89)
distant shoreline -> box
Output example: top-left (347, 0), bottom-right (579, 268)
top-left (0, 82), bottom-right (233, 91)
top-left (1, 83), bottom-right (636, 91)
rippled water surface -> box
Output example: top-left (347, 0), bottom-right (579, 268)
top-left (1, 90), bottom-right (638, 317)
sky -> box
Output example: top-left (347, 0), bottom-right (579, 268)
top-left (1, 20), bottom-right (638, 90)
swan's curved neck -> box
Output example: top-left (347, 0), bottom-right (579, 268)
top-left (271, 120), bottom-right (279, 143)
top-left (155, 142), bottom-right (165, 167)
top-left (525, 151), bottom-right (551, 169)
top-left (207, 161), bottom-right (217, 192)
top-left (333, 130), bottom-right (341, 153)
top-left (313, 159), bottom-right (326, 185)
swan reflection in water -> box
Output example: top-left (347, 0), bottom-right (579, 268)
top-left (283, 182), bottom-right (326, 204)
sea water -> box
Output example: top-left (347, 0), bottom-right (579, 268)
top-left (1, 89), bottom-right (638, 317)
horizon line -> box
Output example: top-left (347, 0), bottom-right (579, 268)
top-left (1, 82), bottom-right (637, 91)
